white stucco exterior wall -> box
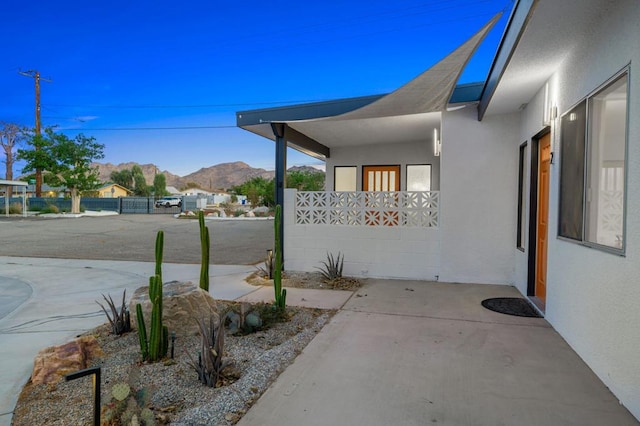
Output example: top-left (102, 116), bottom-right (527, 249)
top-left (521, 0), bottom-right (640, 419)
top-left (326, 141), bottom-right (440, 191)
top-left (439, 107), bottom-right (519, 284)
top-left (283, 189), bottom-right (440, 280)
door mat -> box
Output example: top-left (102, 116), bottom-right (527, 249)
top-left (481, 297), bottom-right (542, 318)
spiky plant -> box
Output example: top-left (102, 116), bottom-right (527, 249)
top-left (316, 252), bottom-right (344, 281)
top-left (96, 289), bottom-right (131, 335)
top-left (186, 315), bottom-right (230, 387)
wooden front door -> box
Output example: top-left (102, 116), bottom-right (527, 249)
top-left (363, 166), bottom-right (400, 191)
top-left (363, 166), bottom-right (400, 226)
top-left (535, 133), bottom-right (551, 302)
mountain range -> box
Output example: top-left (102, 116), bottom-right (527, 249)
top-left (92, 161), bottom-right (323, 191)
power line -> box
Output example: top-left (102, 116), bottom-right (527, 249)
top-left (45, 99), bottom-right (332, 109)
top-left (62, 125), bottom-right (237, 131)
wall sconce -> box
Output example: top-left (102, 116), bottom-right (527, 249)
top-left (433, 128), bottom-right (441, 157)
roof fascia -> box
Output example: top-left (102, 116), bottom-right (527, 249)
top-left (478, 0), bottom-right (538, 121)
top-left (236, 95), bottom-right (383, 127)
top-left (449, 82), bottom-right (484, 104)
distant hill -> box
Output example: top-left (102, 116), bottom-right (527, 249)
top-left (93, 161), bottom-right (324, 191)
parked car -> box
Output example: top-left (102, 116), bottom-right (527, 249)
top-left (155, 196), bottom-right (182, 208)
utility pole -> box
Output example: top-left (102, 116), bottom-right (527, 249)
top-left (19, 70), bottom-right (52, 197)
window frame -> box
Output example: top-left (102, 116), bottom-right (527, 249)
top-left (406, 164), bottom-right (432, 192)
top-left (557, 67), bottom-right (630, 255)
top-left (517, 142), bottom-right (527, 251)
top-left (334, 166), bottom-right (357, 191)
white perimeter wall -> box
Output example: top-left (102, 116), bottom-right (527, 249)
top-left (283, 189), bottom-right (440, 280)
top-left (439, 107), bottom-right (520, 284)
top-left (514, 0), bottom-right (640, 418)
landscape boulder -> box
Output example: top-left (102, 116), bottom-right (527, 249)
top-left (129, 281), bottom-right (219, 336)
top-left (31, 335), bottom-right (102, 385)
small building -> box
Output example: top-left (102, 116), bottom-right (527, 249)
top-left (96, 183), bottom-right (132, 198)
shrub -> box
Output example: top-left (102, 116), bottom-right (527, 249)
top-left (41, 204), bottom-right (60, 214)
top-left (9, 202), bottom-right (22, 214)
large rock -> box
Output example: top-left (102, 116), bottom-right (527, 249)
top-left (31, 335), bottom-right (102, 385)
top-left (129, 281), bottom-right (219, 337)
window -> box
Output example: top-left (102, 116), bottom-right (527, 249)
top-left (559, 70), bottom-right (628, 253)
top-left (406, 165), bottom-right (431, 191)
top-left (517, 143), bottom-right (527, 251)
top-left (334, 166), bottom-right (357, 191)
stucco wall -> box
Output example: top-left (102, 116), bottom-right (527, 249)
top-left (283, 189), bottom-right (440, 280)
top-left (325, 141), bottom-right (440, 191)
top-left (439, 107), bottom-right (519, 284)
top-left (523, 0), bottom-right (640, 419)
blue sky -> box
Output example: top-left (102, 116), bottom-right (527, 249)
top-left (2, 0), bottom-right (512, 176)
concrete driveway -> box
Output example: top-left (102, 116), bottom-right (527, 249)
top-left (0, 215), bottom-right (273, 264)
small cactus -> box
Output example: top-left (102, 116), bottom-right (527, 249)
top-left (198, 210), bottom-right (210, 292)
top-left (225, 303), bottom-right (263, 335)
top-left (140, 407), bottom-right (156, 425)
top-left (112, 382), bottom-right (131, 401)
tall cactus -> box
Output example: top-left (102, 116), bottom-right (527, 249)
top-left (273, 205), bottom-right (286, 311)
top-left (136, 230), bottom-right (168, 362)
top-left (155, 230), bottom-right (164, 284)
top-left (198, 210), bottom-right (210, 292)
top-left (136, 303), bottom-right (148, 360)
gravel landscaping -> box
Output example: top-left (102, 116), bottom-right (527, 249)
top-left (12, 301), bottom-right (334, 425)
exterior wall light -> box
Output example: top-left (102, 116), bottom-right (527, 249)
top-left (433, 127), bottom-right (441, 157)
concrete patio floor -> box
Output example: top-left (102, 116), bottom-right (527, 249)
top-left (238, 279), bottom-right (638, 426)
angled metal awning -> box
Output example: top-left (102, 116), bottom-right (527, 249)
top-left (237, 13), bottom-right (502, 160)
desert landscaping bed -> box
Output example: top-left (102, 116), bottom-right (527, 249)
top-left (12, 267), bottom-right (363, 426)
top-left (12, 299), bottom-right (334, 426)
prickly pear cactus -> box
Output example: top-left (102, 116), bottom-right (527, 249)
top-left (140, 407), bottom-right (156, 425)
top-left (112, 382), bottom-right (131, 401)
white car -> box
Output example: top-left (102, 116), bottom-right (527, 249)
top-left (155, 196), bottom-right (182, 208)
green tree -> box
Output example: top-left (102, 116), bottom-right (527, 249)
top-left (18, 127), bottom-right (104, 213)
top-left (132, 165), bottom-right (150, 196)
top-left (110, 169), bottom-right (133, 189)
top-left (286, 170), bottom-right (324, 191)
top-left (231, 176), bottom-right (275, 207)
top-left (153, 173), bottom-right (168, 197)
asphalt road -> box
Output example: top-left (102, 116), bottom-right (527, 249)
top-left (0, 215), bottom-right (273, 265)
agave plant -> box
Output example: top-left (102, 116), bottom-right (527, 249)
top-left (96, 289), bottom-right (131, 335)
top-left (316, 252), bottom-right (344, 281)
top-left (186, 315), bottom-right (230, 387)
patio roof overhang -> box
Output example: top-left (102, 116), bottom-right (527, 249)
top-left (479, 0), bottom-right (610, 119)
top-left (236, 13), bottom-right (501, 161)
